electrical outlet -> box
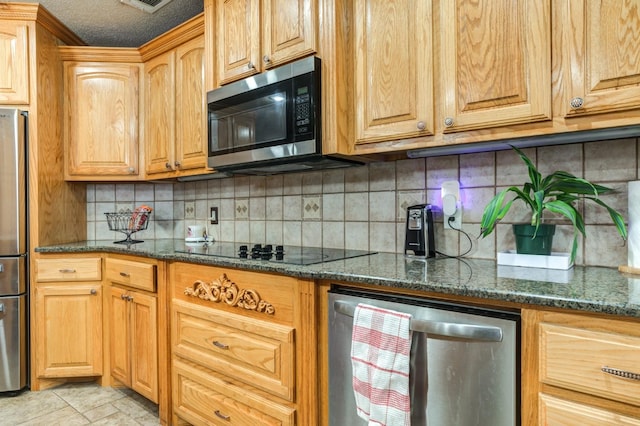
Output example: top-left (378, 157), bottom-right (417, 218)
top-left (441, 180), bottom-right (462, 230)
top-left (184, 201), bottom-right (195, 220)
top-left (445, 207), bottom-right (462, 230)
top-left (209, 207), bottom-right (219, 225)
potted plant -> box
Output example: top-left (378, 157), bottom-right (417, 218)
top-left (480, 146), bottom-right (627, 263)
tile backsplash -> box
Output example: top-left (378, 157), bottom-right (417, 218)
top-left (86, 138), bottom-right (638, 267)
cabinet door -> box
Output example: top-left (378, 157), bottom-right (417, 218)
top-left (440, 0), bottom-right (551, 132)
top-left (144, 51), bottom-right (176, 176)
top-left (353, 0), bottom-right (434, 144)
top-left (109, 286), bottom-right (131, 387)
top-left (216, 0), bottom-right (260, 85)
top-left (130, 291), bottom-right (158, 403)
top-left (559, 0), bottom-right (640, 117)
top-left (0, 22), bottom-right (29, 104)
top-left (262, 0), bottom-right (316, 69)
top-left (35, 284), bottom-right (102, 378)
top-left (64, 63), bottom-right (140, 179)
top-left (175, 35), bottom-right (207, 172)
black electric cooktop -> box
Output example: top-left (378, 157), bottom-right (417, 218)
top-left (175, 241), bottom-right (376, 266)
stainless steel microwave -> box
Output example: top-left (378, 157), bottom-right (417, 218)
top-left (207, 56), bottom-right (363, 175)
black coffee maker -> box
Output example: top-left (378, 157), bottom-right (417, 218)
top-left (404, 204), bottom-right (437, 258)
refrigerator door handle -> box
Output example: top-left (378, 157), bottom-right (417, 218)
top-left (0, 303), bottom-right (4, 313)
top-left (333, 300), bottom-right (503, 342)
top-left (0, 264), bottom-right (3, 273)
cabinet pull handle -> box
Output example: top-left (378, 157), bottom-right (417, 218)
top-left (601, 366), bottom-right (640, 381)
top-left (174, 161), bottom-right (181, 167)
top-left (90, 289), bottom-right (97, 295)
top-left (0, 264), bottom-right (4, 273)
top-left (247, 62), bottom-right (254, 70)
top-left (263, 55), bottom-right (270, 64)
top-left (416, 121), bottom-right (426, 131)
top-left (127, 295), bottom-right (134, 302)
top-left (212, 341), bottom-right (229, 350)
top-left (444, 117), bottom-right (454, 127)
top-left (165, 162), bottom-right (172, 169)
top-left (214, 410), bottom-right (230, 420)
top-left (128, 167), bottom-right (136, 174)
top-left (119, 272), bottom-right (130, 277)
top-left (570, 97), bottom-right (584, 109)
top-left (121, 294), bottom-right (127, 300)
top-left (59, 269), bottom-right (76, 273)
top-left (0, 304), bottom-right (4, 313)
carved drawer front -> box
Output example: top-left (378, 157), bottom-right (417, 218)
top-left (105, 257), bottom-right (156, 292)
top-left (36, 258), bottom-right (102, 282)
top-left (173, 359), bottom-right (295, 426)
top-left (539, 394), bottom-right (640, 426)
top-left (172, 262), bottom-right (296, 324)
top-left (540, 323), bottom-right (640, 406)
top-left (173, 299), bottom-right (295, 401)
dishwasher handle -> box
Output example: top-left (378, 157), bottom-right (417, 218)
top-left (333, 300), bottom-right (503, 342)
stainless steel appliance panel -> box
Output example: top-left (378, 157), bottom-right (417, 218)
top-left (0, 295), bottom-right (26, 392)
top-left (0, 257), bottom-right (26, 295)
top-left (329, 288), bottom-right (520, 426)
top-left (0, 109), bottom-right (26, 256)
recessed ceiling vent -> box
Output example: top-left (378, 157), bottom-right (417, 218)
top-left (120, 0), bottom-right (174, 14)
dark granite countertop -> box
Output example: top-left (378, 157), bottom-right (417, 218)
top-left (35, 239), bottom-right (640, 319)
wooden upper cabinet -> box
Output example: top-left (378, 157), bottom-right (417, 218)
top-left (262, 0), bottom-right (316, 68)
top-left (144, 35), bottom-right (206, 177)
top-left (353, 0), bottom-right (433, 144)
top-left (144, 51), bottom-right (176, 176)
top-left (175, 36), bottom-right (207, 172)
top-left (0, 22), bottom-right (29, 104)
top-left (215, 0), bottom-right (316, 85)
top-left (440, 0), bottom-right (551, 132)
top-left (558, 0), bottom-right (640, 117)
top-left (64, 63), bottom-right (141, 179)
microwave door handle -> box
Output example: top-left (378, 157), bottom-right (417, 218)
top-left (333, 300), bottom-right (503, 342)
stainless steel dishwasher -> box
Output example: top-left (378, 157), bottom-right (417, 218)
top-left (328, 286), bottom-right (520, 426)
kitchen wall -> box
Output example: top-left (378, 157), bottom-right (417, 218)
top-left (86, 138), bottom-right (636, 267)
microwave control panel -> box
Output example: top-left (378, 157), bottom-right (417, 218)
top-left (294, 84), bottom-right (314, 136)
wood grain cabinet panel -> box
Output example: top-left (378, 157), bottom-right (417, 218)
top-left (144, 35), bottom-right (206, 178)
top-left (64, 63), bottom-right (141, 179)
top-left (0, 22), bottom-right (29, 104)
top-left (540, 322), bottom-right (640, 407)
top-left (540, 394), bottom-right (640, 426)
top-left (106, 257), bottom-right (158, 403)
top-left (34, 284), bottom-right (103, 378)
top-left (173, 359), bottom-right (295, 426)
top-left (353, 0), bottom-right (434, 143)
top-left (215, 0), bottom-right (316, 85)
top-left (440, 0), bottom-right (551, 132)
top-left (557, 0), bottom-right (640, 117)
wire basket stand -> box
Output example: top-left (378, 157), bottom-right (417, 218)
top-left (105, 209), bottom-right (151, 244)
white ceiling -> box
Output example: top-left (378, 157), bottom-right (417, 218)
top-left (10, 0), bottom-right (203, 47)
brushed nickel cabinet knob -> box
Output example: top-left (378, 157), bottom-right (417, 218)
top-left (417, 121), bottom-right (426, 131)
top-left (444, 117), bottom-right (454, 127)
top-left (570, 97), bottom-right (584, 109)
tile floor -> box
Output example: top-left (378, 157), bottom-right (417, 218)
top-left (0, 382), bottom-right (159, 425)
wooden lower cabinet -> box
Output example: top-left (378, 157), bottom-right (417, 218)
top-left (523, 309), bottom-right (640, 424)
top-left (169, 262), bottom-right (317, 425)
top-left (105, 256), bottom-right (159, 403)
top-left (33, 256), bottom-right (103, 379)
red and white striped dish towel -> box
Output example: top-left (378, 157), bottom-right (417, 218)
top-left (351, 303), bottom-right (413, 425)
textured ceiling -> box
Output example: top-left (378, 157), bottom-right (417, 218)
top-left (11, 0), bottom-right (203, 47)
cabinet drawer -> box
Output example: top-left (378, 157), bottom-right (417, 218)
top-left (539, 394), bottom-right (640, 425)
top-left (540, 323), bottom-right (640, 406)
top-left (171, 262), bottom-right (296, 324)
top-left (105, 258), bottom-right (156, 291)
top-left (173, 359), bottom-right (295, 426)
top-left (172, 299), bottom-right (295, 401)
top-left (36, 258), bottom-right (102, 282)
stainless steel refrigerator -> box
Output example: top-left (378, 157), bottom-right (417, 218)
top-left (0, 108), bottom-right (27, 393)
